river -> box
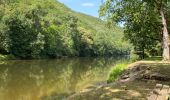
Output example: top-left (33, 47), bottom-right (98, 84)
top-left (0, 57), bottom-right (128, 100)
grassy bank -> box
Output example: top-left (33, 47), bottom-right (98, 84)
top-left (107, 63), bottom-right (129, 83)
top-left (107, 56), bottom-right (163, 83)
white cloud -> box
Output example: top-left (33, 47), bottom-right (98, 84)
top-left (81, 3), bottom-right (95, 7)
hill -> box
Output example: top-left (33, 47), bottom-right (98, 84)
top-left (0, 0), bottom-right (131, 59)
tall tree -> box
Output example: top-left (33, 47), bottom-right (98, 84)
top-left (100, 0), bottom-right (170, 60)
top-left (153, 0), bottom-right (169, 60)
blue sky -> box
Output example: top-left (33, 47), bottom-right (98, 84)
top-left (58, 0), bottom-right (103, 17)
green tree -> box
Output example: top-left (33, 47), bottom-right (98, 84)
top-left (144, 0), bottom-right (170, 60)
top-left (6, 5), bottom-right (45, 59)
top-left (100, 0), bottom-right (170, 60)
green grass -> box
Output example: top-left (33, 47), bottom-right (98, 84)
top-left (143, 56), bottom-right (162, 61)
top-left (107, 63), bottom-right (128, 83)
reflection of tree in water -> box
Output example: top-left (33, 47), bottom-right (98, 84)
top-left (68, 57), bottom-right (120, 92)
top-left (0, 57), bottom-right (128, 100)
top-left (0, 60), bottom-right (71, 100)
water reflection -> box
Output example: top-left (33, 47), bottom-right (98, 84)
top-left (0, 57), bottom-right (128, 100)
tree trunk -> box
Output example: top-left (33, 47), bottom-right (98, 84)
top-left (160, 7), bottom-right (170, 61)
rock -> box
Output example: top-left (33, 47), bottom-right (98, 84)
top-left (122, 75), bottom-right (129, 79)
top-left (151, 75), bottom-right (169, 81)
top-left (119, 78), bottom-right (130, 83)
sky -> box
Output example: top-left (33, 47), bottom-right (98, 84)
top-left (58, 0), bottom-right (103, 17)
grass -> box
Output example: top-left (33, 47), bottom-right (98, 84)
top-left (143, 56), bottom-right (162, 61)
top-left (107, 63), bottom-right (128, 83)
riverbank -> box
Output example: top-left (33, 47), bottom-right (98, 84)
top-left (67, 61), bottom-right (170, 100)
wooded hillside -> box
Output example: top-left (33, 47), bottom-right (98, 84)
top-left (0, 0), bottom-right (131, 59)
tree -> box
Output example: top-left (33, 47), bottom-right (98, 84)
top-left (155, 0), bottom-right (169, 60)
top-left (6, 5), bottom-right (45, 59)
top-left (100, 0), bottom-right (170, 60)
top-left (144, 0), bottom-right (170, 60)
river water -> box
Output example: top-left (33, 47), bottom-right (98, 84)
top-left (0, 57), bottom-right (128, 100)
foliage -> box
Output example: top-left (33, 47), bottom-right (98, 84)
top-left (0, 0), bottom-right (131, 59)
top-left (6, 8), bottom-right (45, 59)
top-left (100, 0), bottom-right (170, 59)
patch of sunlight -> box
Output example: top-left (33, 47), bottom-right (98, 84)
top-left (104, 87), bottom-right (110, 90)
top-left (127, 90), bottom-right (141, 97)
top-left (111, 98), bottom-right (123, 100)
top-left (106, 92), bottom-right (111, 96)
top-left (80, 88), bottom-right (92, 93)
top-left (121, 85), bottom-right (127, 88)
top-left (104, 87), bottom-right (124, 93)
top-left (109, 89), bottom-right (123, 93)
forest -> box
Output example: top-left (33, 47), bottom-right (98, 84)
top-left (0, 0), bottom-right (131, 59)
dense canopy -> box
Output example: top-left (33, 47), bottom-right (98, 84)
top-left (0, 0), bottom-right (131, 59)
